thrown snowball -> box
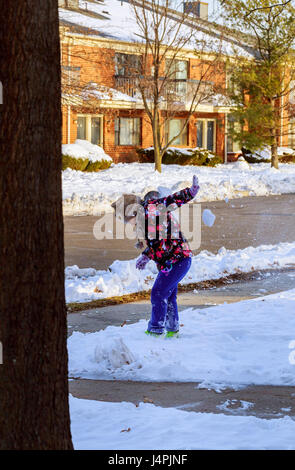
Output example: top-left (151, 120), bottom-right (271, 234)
top-left (202, 209), bottom-right (216, 227)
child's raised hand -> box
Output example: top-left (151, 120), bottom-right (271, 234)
top-left (190, 175), bottom-right (200, 198)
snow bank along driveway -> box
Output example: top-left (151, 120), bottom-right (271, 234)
top-left (62, 161), bottom-right (295, 216)
top-left (65, 242), bottom-right (295, 303)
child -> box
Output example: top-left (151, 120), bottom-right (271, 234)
top-left (135, 175), bottom-right (200, 338)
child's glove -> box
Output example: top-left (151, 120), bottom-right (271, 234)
top-left (136, 254), bottom-right (150, 270)
top-left (189, 175), bottom-right (200, 198)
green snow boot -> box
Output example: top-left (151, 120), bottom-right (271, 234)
top-left (165, 331), bottom-right (179, 339)
top-left (145, 330), bottom-right (163, 337)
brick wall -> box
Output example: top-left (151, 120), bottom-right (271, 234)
top-left (61, 34), bottom-right (228, 161)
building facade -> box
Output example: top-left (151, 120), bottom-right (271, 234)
top-left (59, 0), bottom-right (293, 163)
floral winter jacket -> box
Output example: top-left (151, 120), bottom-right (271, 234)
top-left (141, 187), bottom-right (194, 271)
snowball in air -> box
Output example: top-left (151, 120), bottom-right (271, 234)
top-left (202, 209), bottom-right (216, 227)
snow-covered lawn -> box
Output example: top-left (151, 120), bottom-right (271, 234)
top-left (70, 396), bottom-right (295, 450)
top-left (65, 241), bottom-right (295, 303)
top-left (68, 288), bottom-right (295, 390)
top-left (62, 161), bottom-right (295, 216)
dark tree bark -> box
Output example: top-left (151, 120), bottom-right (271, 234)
top-left (0, 1), bottom-right (73, 449)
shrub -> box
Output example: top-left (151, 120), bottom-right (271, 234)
top-left (85, 159), bottom-right (112, 172)
top-left (279, 153), bottom-right (295, 163)
top-left (62, 154), bottom-right (89, 171)
top-left (242, 147), bottom-right (295, 164)
top-left (205, 155), bottom-right (223, 166)
top-left (136, 147), bottom-right (222, 166)
top-left (137, 148), bottom-right (155, 163)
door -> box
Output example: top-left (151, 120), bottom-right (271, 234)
top-left (207, 120), bottom-right (214, 152)
top-left (77, 116), bottom-right (86, 140)
top-left (196, 121), bottom-right (203, 148)
top-left (91, 117), bottom-right (101, 145)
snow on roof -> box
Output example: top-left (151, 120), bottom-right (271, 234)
top-left (59, 0), bottom-right (255, 58)
top-left (81, 81), bottom-right (139, 102)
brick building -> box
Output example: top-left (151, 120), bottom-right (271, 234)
top-left (59, 0), bottom-right (292, 163)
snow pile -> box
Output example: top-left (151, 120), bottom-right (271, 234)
top-left (94, 337), bottom-right (136, 369)
top-left (62, 161), bottom-right (295, 216)
top-left (68, 288), bottom-right (295, 388)
top-left (62, 140), bottom-right (112, 163)
top-left (65, 242), bottom-right (295, 303)
top-left (235, 156), bottom-right (250, 170)
top-left (70, 396), bottom-right (295, 450)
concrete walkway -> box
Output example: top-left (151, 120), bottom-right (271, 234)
top-left (68, 268), bottom-right (295, 419)
top-left (69, 380), bottom-right (295, 420)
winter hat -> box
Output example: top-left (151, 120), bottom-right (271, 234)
top-left (143, 190), bottom-right (160, 203)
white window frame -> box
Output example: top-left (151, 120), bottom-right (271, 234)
top-left (196, 118), bottom-right (216, 152)
top-left (76, 114), bottom-right (104, 146)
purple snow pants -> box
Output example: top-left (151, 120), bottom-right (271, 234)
top-left (147, 256), bottom-right (192, 334)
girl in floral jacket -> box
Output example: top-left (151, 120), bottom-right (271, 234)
top-left (135, 175), bottom-right (200, 337)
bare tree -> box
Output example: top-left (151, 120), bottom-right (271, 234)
top-left (0, 0), bottom-right (73, 449)
top-left (127, 0), bottom-right (225, 172)
top-left (60, 0), bottom-right (225, 172)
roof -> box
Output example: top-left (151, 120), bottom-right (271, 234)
top-left (59, 0), bottom-right (257, 58)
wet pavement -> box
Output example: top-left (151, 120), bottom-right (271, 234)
top-left (64, 194), bottom-right (295, 270)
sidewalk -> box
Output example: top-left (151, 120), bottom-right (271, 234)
top-left (67, 268), bottom-right (295, 334)
top-left (68, 268), bottom-right (295, 419)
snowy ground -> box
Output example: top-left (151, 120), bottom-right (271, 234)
top-left (62, 161), bottom-right (295, 216)
top-left (70, 396), bottom-right (295, 450)
top-left (68, 288), bottom-right (295, 390)
top-left (65, 241), bottom-right (295, 303)
top-left (69, 288), bottom-right (295, 449)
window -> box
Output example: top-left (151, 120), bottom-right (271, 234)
top-left (165, 119), bottom-right (188, 146)
top-left (76, 115), bottom-right (103, 146)
top-left (115, 53), bottom-right (141, 77)
top-left (196, 119), bottom-right (216, 151)
top-left (227, 116), bottom-right (241, 153)
top-left (289, 80), bottom-right (295, 105)
top-left (166, 59), bottom-right (188, 80)
top-left (115, 117), bottom-right (141, 146)
top-left (61, 65), bottom-right (81, 87)
top-left (165, 59), bottom-right (188, 99)
top-left (288, 118), bottom-right (295, 149)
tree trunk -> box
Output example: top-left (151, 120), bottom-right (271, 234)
top-left (271, 142), bottom-right (279, 169)
top-left (153, 110), bottom-right (162, 173)
top-left (0, 0), bottom-right (73, 450)
top-left (270, 123), bottom-right (279, 169)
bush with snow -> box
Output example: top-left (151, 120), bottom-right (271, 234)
top-left (242, 146), bottom-right (295, 164)
top-left (62, 139), bottom-right (112, 172)
top-left (137, 147), bottom-right (223, 167)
